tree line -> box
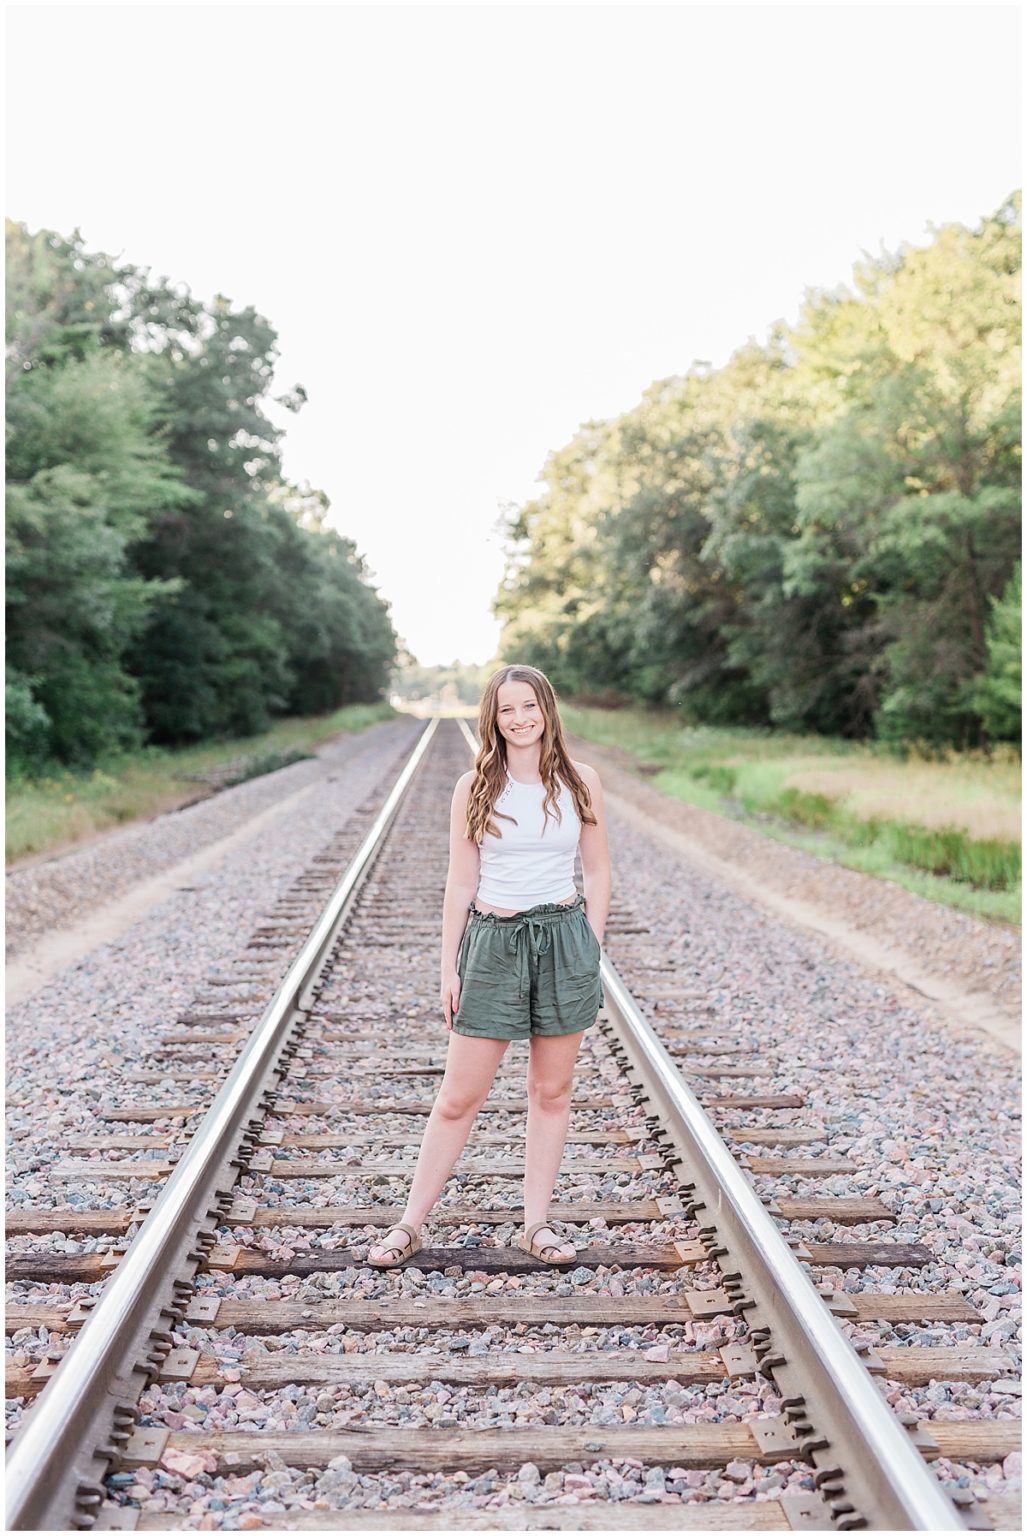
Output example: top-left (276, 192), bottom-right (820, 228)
top-left (495, 193), bottom-right (1021, 748)
top-left (6, 221), bottom-right (397, 772)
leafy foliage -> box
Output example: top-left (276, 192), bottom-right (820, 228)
top-left (974, 561), bottom-right (1022, 742)
top-left (5, 221), bottom-right (397, 770)
top-left (496, 194), bottom-right (1022, 748)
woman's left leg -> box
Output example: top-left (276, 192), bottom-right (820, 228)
top-left (524, 1029), bottom-right (585, 1262)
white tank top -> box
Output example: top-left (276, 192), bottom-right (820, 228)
top-left (476, 771), bottom-right (581, 908)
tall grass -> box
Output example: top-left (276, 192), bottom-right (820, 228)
top-left (562, 703), bottom-right (1021, 923)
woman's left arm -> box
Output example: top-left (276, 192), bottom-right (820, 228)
top-left (576, 763), bottom-right (611, 944)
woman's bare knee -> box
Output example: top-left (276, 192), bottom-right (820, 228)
top-left (526, 1031), bottom-right (582, 1110)
top-left (434, 1085), bottom-right (483, 1121)
top-left (526, 1075), bottom-right (573, 1112)
top-left (436, 1035), bottom-right (509, 1120)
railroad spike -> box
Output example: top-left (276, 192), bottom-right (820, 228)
top-left (813, 1467), bottom-right (846, 1490)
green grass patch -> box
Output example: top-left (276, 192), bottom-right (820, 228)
top-left (563, 702), bottom-right (1021, 924)
top-left (6, 701), bottom-right (396, 865)
top-left (736, 818), bottom-right (1020, 925)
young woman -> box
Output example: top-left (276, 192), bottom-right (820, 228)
top-left (368, 664), bottom-right (611, 1268)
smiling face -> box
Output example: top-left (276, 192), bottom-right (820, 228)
top-left (494, 678), bottom-right (544, 750)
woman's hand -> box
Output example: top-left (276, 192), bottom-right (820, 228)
top-left (440, 969), bottom-right (461, 1031)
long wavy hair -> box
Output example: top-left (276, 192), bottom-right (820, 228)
top-left (465, 665), bottom-right (597, 843)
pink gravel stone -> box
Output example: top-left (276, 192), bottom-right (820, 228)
top-left (161, 1449), bottom-right (208, 1480)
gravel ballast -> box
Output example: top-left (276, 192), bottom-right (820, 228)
top-left (5, 719), bottom-right (1020, 1527)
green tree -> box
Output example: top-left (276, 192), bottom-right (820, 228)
top-left (5, 346), bottom-right (191, 766)
top-left (496, 192), bottom-right (1021, 747)
top-left (973, 561), bottom-right (1021, 743)
top-left (6, 219), bottom-right (397, 765)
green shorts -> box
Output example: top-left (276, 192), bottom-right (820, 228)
top-left (453, 893), bottom-right (605, 1041)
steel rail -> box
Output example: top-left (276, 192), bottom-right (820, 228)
top-left (6, 716), bottom-right (440, 1532)
top-left (598, 960), bottom-right (963, 1531)
top-left (456, 717), bottom-right (962, 1531)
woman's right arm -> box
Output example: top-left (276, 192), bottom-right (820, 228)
top-left (440, 771), bottom-right (480, 1030)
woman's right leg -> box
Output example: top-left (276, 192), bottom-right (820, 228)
top-left (367, 1032), bottom-right (511, 1261)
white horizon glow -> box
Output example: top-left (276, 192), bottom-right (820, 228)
top-left (5, 5), bottom-right (1021, 666)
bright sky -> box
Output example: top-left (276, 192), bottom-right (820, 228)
top-left (6, 4), bottom-right (1021, 666)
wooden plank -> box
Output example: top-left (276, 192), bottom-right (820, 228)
top-left (744, 1158), bottom-right (855, 1176)
top-left (272, 1130), bottom-right (636, 1149)
top-left (268, 1098), bottom-right (616, 1117)
top-left (138, 1412), bottom-right (1014, 1474)
top-left (222, 1201), bottom-right (664, 1229)
top-left (706, 1095), bottom-right (804, 1110)
top-left (680, 1065), bottom-right (776, 1079)
top-left (101, 1106), bottom-right (205, 1122)
top-left (65, 1131), bottom-right (634, 1151)
top-left (5, 1364), bottom-right (36, 1398)
top-left (177, 1347), bottom-right (732, 1389)
top-left (181, 1295), bottom-right (703, 1333)
top-left (122, 1073), bottom-right (220, 1085)
top-left (290, 1041), bottom-right (446, 1058)
top-left (305, 1017), bottom-right (434, 1032)
top-left (49, 1152), bottom-right (647, 1183)
top-left (975, 1497), bottom-right (1023, 1531)
top-left (927, 1421), bottom-right (1021, 1462)
top-left (6, 1254), bottom-right (113, 1282)
top-left (775, 1198), bottom-right (894, 1224)
top-left (17, 1343), bottom-right (743, 1406)
top-left (49, 1161), bottom-right (176, 1181)
top-left (303, 1061), bottom-right (620, 1081)
top-left (848, 1293), bottom-right (981, 1322)
top-left (660, 1042), bottom-right (750, 1056)
top-left (157, 1031), bottom-right (244, 1045)
top-left (197, 1239), bottom-right (699, 1279)
top-left (129, 1423), bottom-right (768, 1473)
top-left (102, 1098), bottom-right (636, 1123)
top-left (6, 1210), bottom-right (134, 1236)
top-left (66, 1136), bottom-right (189, 1151)
top-left (806, 1242), bottom-right (931, 1269)
top-left (724, 1129), bottom-right (826, 1147)
top-left (135, 1504), bottom-right (794, 1530)
top-left (5, 1304), bottom-right (77, 1334)
top-left (176, 1010), bottom-right (258, 1022)
top-left (876, 1347), bottom-right (1019, 1384)
top-left (265, 1157), bottom-right (641, 1179)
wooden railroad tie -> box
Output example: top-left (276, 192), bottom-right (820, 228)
top-left (8, 1342), bottom-right (989, 1406)
top-left (5, 1289), bottom-right (980, 1344)
top-left (114, 1420), bottom-right (1022, 1475)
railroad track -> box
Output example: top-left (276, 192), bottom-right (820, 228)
top-left (5, 717), bottom-right (1020, 1531)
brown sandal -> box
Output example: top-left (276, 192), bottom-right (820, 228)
top-left (367, 1221), bottom-right (422, 1268)
top-left (514, 1219), bottom-right (576, 1266)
